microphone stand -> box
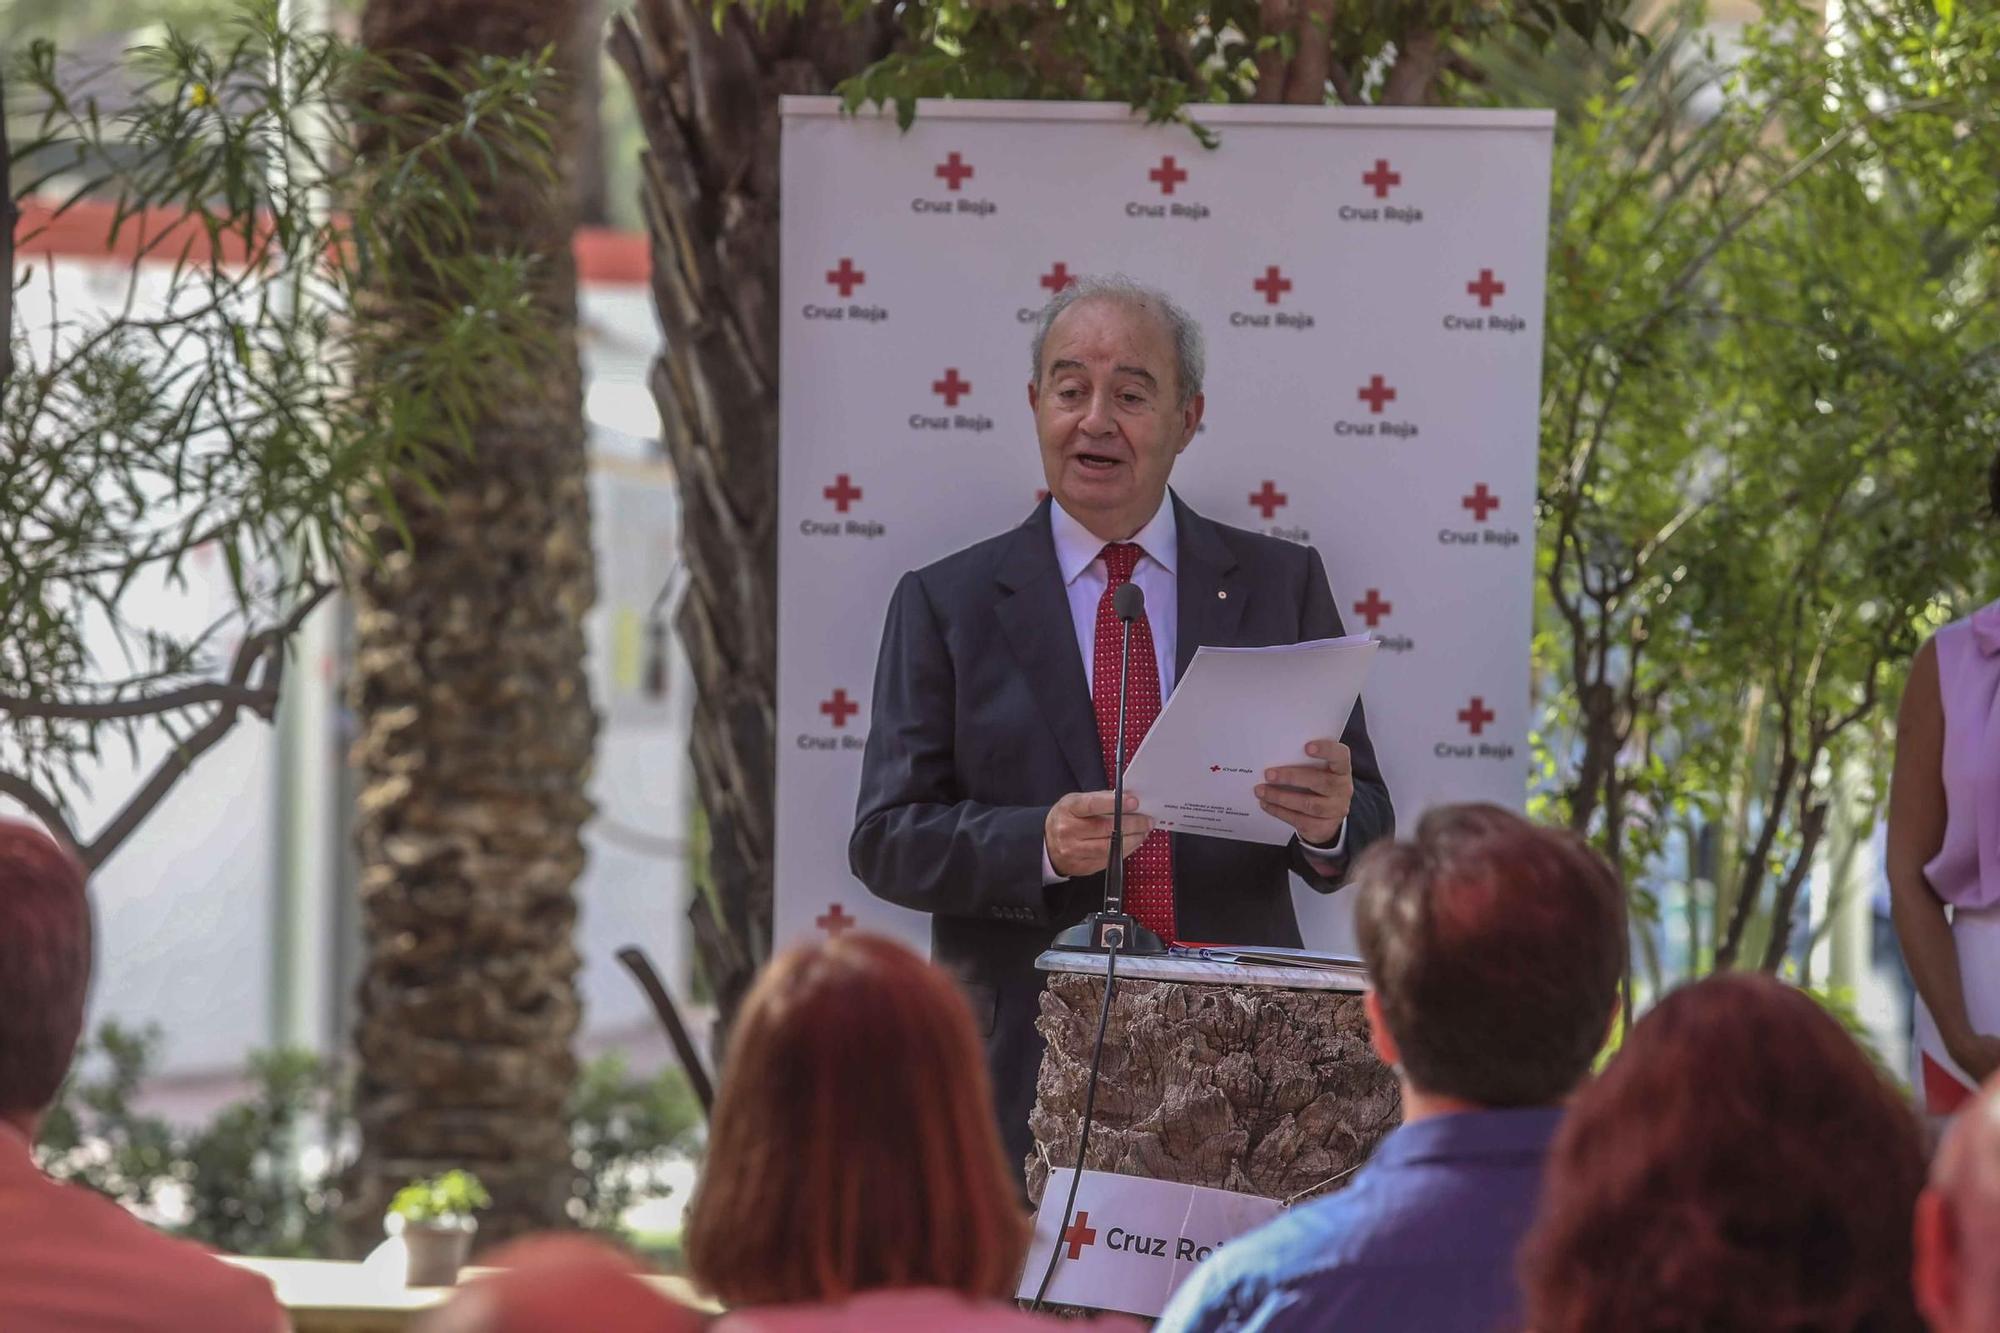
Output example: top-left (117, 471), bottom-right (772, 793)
top-left (1052, 583), bottom-right (1167, 957)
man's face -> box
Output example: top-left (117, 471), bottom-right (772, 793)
top-left (1029, 297), bottom-right (1203, 541)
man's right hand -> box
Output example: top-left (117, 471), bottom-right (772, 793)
top-left (1044, 791), bottom-right (1153, 878)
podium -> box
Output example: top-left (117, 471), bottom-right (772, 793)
top-left (1026, 952), bottom-right (1401, 1207)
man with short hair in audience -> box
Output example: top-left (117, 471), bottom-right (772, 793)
top-left (1916, 1077), bottom-right (2000, 1332)
top-left (1155, 804), bottom-right (1626, 1333)
top-left (0, 818), bottom-right (287, 1332)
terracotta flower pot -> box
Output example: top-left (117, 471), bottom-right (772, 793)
top-left (403, 1221), bottom-right (476, 1288)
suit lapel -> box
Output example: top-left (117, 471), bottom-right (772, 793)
top-left (1173, 492), bottom-right (1246, 681)
top-left (995, 501), bottom-right (1106, 791)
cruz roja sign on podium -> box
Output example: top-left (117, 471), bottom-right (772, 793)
top-left (1018, 1169), bottom-right (1281, 1318)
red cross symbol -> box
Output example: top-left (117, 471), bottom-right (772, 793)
top-left (935, 151), bottom-right (973, 191)
top-left (1149, 154), bottom-right (1189, 195)
top-left (1461, 484), bottom-right (1500, 522)
top-left (1253, 265), bottom-right (1293, 305)
top-left (1458, 697), bottom-right (1496, 736)
top-left (823, 474), bottom-right (863, 513)
top-left (1040, 262), bottom-right (1076, 293)
top-left (1357, 375), bottom-right (1397, 414)
top-left (825, 258), bottom-right (865, 297)
top-left (1466, 268), bottom-right (1506, 307)
top-left (1060, 1211), bottom-right (1098, 1260)
top-left (819, 688), bottom-right (860, 728)
top-left (1362, 158), bottom-right (1401, 198)
top-left (816, 903), bottom-right (856, 936)
top-left (1353, 589), bottom-right (1392, 628)
top-left (932, 368), bottom-right (971, 406)
top-left (1249, 480), bottom-right (1288, 519)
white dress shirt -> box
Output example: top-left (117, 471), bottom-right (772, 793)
top-left (1040, 496), bottom-right (1343, 884)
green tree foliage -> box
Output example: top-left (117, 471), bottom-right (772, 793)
top-left (737, 0), bottom-right (1636, 124)
top-left (1530, 0), bottom-right (2000, 982)
top-left (1, 3), bottom-right (556, 867)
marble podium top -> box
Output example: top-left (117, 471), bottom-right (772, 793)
top-left (1036, 948), bottom-right (1369, 993)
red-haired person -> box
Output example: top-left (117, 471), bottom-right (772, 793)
top-left (1520, 972), bottom-right (1926, 1333)
top-left (684, 933), bottom-right (1127, 1331)
top-left (0, 819), bottom-right (286, 1332)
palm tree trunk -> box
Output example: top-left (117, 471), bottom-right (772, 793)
top-left (608, 1), bottom-right (898, 1035)
top-left (345, 0), bottom-right (596, 1249)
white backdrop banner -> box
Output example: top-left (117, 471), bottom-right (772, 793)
top-left (773, 98), bottom-right (1552, 956)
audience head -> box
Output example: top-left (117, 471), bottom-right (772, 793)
top-left (419, 1235), bottom-right (699, 1333)
top-left (1916, 1077), bottom-right (2000, 1333)
top-left (0, 818), bottom-right (92, 1135)
top-left (684, 932), bottom-right (1029, 1308)
top-left (1351, 803), bottom-right (1625, 1108)
top-left (1521, 972), bottom-right (1926, 1333)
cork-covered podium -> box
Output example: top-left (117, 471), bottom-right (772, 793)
top-left (1025, 951), bottom-right (1402, 1207)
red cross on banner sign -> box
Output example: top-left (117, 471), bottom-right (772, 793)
top-left (1249, 481), bottom-right (1288, 519)
top-left (935, 151), bottom-right (973, 190)
top-left (932, 368), bottom-right (971, 405)
top-left (825, 257), bottom-right (865, 296)
top-left (1363, 158), bottom-right (1401, 198)
top-left (1019, 1169), bottom-right (1281, 1318)
top-left (775, 98), bottom-right (1552, 956)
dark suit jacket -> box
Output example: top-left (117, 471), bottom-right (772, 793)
top-left (849, 492), bottom-right (1394, 1171)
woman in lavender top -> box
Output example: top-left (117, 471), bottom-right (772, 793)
top-left (1888, 446), bottom-right (2000, 1109)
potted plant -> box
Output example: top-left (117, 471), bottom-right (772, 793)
top-left (388, 1170), bottom-right (491, 1287)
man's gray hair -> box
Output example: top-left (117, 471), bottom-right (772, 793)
top-left (1028, 275), bottom-right (1206, 408)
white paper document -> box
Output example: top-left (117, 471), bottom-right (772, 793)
top-left (1122, 635), bottom-right (1377, 845)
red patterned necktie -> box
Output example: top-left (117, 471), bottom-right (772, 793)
top-left (1092, 543), bottom-right (1174, 943)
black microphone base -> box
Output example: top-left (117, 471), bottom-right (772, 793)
top-left (1050, 911), bottom-right (1168, 956)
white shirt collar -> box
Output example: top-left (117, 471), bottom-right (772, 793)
top-left (1049, 492), bottom-right (1179, 586)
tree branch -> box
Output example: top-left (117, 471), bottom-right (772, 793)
top-left (0, 771), bottom-right (82, 853)
top-left (76, 582), bottom-right (332, 870)
top-left (0, 681), bottom-right (274, 723)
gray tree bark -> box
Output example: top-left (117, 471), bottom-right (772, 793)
top-left (1029, 976), bottom-right (1401, 1206)
top-left (607, 1), bottom-right (899, 1037)
top-left (345, 0), bottom-right (597, 1250)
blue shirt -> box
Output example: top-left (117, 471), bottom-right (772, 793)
top-left (1154, 1107), bottom-right (1564, 1333)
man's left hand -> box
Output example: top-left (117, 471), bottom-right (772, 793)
top-left (1255, 739), bottom-right (1353, 847)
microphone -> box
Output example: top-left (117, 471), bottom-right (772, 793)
top-left (1052, 580), bottom-right (1168, 956)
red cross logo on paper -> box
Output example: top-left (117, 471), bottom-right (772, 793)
top-left (932, 368), bottom-right (971, 406)
top-left (935, 151), bottom-right (974, 191)
top-left (820, 688), bottom-right (861, 728)
top-left (1363, 158), bottom-right (1401, 198)
top-left (1149, 154), bottom-right (1189, 196)
top-left (1040, 262), bottom-right (1077, 294)
top-left (1357, 375), bottom-right (1397, 414)
top-left (1461, 483), bottom-right (1500, 522)
top-left (825, 258), bottom-right (865, 297)
top-left (1466, 268), bottom-right (1506, 308)
top-left (1060, 1212), bottom-right (1099, 1260)
top-left (1458, 697), bottom-right (1496, 736)
top-left (823, 474), bottom-right (863, 513)
top-left (1253, 265), bottom-right (1293, 305)
top-left (1249, 480), bottom-right (1288, 519)
top-left (1353, 589), bottom-right (1392, 628)
top-left (816, 903), bottom-right (856, 936)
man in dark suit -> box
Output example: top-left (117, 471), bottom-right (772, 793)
top-left (850, 276), bottom-right (1394, 1171)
